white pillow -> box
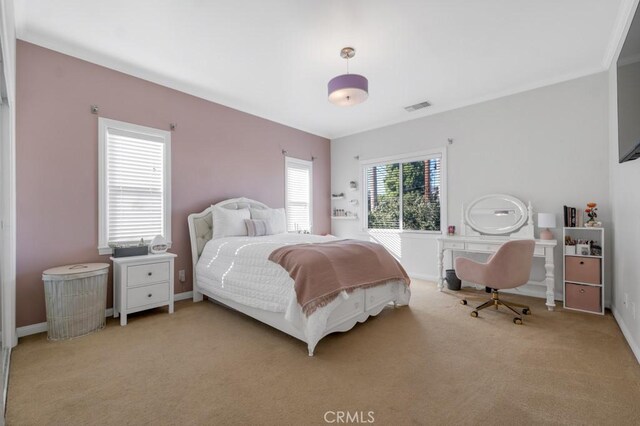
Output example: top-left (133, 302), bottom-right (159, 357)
top-left (250, 208), bottom-right (287, 234)
top-left (212, 207), bottom-right (250, 239)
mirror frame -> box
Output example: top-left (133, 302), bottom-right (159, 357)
top-left (464, 194), bottom-right (528, 235)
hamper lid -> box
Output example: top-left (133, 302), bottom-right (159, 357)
top-left (43, 263), bottom-right (109, 276)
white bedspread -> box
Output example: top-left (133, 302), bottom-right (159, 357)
top-left (196, 233), bottom-right (336, 313)
top-left (195, 233), bottom-right (410, 351)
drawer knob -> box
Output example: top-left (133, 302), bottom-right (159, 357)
top-left (148, 272), bottom-right (153, 276)
top-left (147, 293), bottom-right (152, 298)
top-left (579, 261), bottom-right (584, 265)
top-left (579, 289), bottom-right (585, 293)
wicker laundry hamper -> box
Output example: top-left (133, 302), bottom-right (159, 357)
top-left (42, 263), bottom-right (109, 341)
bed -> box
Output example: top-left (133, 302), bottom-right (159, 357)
top-left (188, 197), bottom-right (411, 356)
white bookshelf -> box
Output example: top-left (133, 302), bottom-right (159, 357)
top-left (562, 227), bottom-right (605, 315)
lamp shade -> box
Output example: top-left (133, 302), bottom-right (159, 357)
top-left (537, 213), bottom-right (556, 228)
top-left (328, 74), bottom-right (369, 106)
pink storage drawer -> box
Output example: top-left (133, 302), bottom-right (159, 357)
top-left (565, 256), bottom-right (601, 284)
top-left (565, 283), bottom-right (601, 312)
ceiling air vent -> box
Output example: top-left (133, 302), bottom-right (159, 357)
top-left (404, 101), bottom-right (431, 112)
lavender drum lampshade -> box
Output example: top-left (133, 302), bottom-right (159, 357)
top-left (328, 74), bottom-right (369, 106)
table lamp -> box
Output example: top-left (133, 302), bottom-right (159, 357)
top-left (537, 213), bottom-right (556, 240)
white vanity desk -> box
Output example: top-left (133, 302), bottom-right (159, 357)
top-left (438, 194), bottom-right (558, 311)
top-left (436, 236), bottom-right (557, 310)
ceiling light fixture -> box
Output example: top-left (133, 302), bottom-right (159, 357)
top-left (328, 47), bottom-right (369, 106)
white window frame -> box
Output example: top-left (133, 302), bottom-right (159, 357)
top-left (284, 156), bottom-right (313, 233)
top-left (360, 147), bottom-right (447, 235)
top-left (98, 118), bottom-right (172, 255)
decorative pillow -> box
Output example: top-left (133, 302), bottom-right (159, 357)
top-left (244, 219), bottom-right (271, 237)
top-left (250, 208), bottom-right (287, 234)
top-left (212, 207), bottom-right (250, 239)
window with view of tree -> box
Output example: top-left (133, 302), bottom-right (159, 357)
top-left (365, 156), bottom-right (441, 231)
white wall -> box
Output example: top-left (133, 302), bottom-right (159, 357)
top-left (609, 64), bottom-right (640, 361)
top-left (331, 72), bottom-right (611, 302)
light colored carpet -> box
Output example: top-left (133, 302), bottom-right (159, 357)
top-left (6, 281), bottom-right (640, 425)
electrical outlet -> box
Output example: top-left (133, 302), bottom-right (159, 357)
top-left (178, 270), bottom-right (186, 283)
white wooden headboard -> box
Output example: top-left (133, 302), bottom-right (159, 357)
top-left (187, 197), bottom-right (269, 295)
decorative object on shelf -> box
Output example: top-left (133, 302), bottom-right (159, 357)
top-left (112, 245), bottom-right (148, 258)
top-left (150, 235), bottom-right (169, 254)
top-left (349, 181), bottom-right (358, 191)
top-left (447, 225), bottom-right (456, 236)
top-left (328, 47), bottom-right (369, 106)
top-left (537, 213), bottom-right (556, 240)
top-left (576, 242), bottom-right (590, 256)
top-left (349, 199), bottom-right (358, 206)
top-left (564, 236), bottom-right (577, 254)
top-left (584, 202), bottom-right (602, 227)
top-left (331, 192), bottom-right (345, 199)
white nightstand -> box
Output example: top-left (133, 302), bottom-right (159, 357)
top-left (111, 253), bottom-right (177, 325)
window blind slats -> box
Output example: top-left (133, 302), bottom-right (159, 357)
top-left (286, 159), bottom-right (312, 232)
top-left (106, 131), bottom-right (165, 244)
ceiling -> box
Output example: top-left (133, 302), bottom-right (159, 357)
top-left (14, 0), bottom-right (632, 139)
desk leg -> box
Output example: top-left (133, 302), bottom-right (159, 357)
top-left (545, 249), bottom-right (556, 311)
top-left (437, 241), bottom-right (445, 291)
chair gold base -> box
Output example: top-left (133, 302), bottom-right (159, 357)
top-left (461, 290), bottom-right (530, 324)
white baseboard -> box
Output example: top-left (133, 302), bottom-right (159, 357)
top-left (174, 291), bottom-right (193, 301)
top-left (408, 273), bottom-right (438, 282)
top-left (612, 306), bottom-right (640, 365)
top-left (16, 291), bottom-right (193, 338)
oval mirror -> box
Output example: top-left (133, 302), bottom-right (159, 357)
top-left (465, 194), bottom-right (527, 235)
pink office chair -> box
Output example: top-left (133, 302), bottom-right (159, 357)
top-left (455, 240), bottom-right (535, 324)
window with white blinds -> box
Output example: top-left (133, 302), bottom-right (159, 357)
top-left (285, 157), bottom-right (313, 232)
top-left (363, 153), bottom-right (442, 232)
top-left (98, 118), bottom-right (171, 254)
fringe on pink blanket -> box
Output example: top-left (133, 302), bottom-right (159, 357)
top-left (269, 239), bottom-right (410, 316)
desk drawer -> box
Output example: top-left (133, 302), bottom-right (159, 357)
top-left (127, 282), bottom-right (169, 309)
top-left (127, 262), bottom-right (170, 287)
top-left (466, 243), bottom-right (499, 253)
top-left (443, 241), bottom-right (465, 250)
top-left (565, 257), bottom-right (601, 284)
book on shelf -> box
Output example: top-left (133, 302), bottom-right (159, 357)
top-left (563, 205), bottom-right (583, 227)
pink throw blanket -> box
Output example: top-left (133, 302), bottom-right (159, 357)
top-left (268, 239), bottom-right (410, 316)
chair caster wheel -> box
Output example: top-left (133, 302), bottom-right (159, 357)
top-left (460, 300), bottom-right (467, 305)
top-left (470, 311), bottom-right (478, 318)
top-left (513, 317), bottom-right (523, 325)
top-left (522, 308), bottom-right (530, 315)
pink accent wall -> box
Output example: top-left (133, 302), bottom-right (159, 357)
top-left (16, 41), bottom-right (330, 328)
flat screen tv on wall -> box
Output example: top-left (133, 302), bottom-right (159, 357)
top-left (618, 5), bottom-right (640, 163)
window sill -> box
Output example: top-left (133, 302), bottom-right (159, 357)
top-left (98, 247), bottom-right (113, 256)
top-left (365, 229), bottom-right (443, 239)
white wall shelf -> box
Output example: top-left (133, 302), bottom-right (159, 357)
top-left (331, 216), bottom-right (358, 220)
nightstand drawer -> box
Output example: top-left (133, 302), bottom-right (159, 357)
top-left (127, 282), bottom-right (169, 309)
top-left (127, 262), bottom-right (170, 287)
